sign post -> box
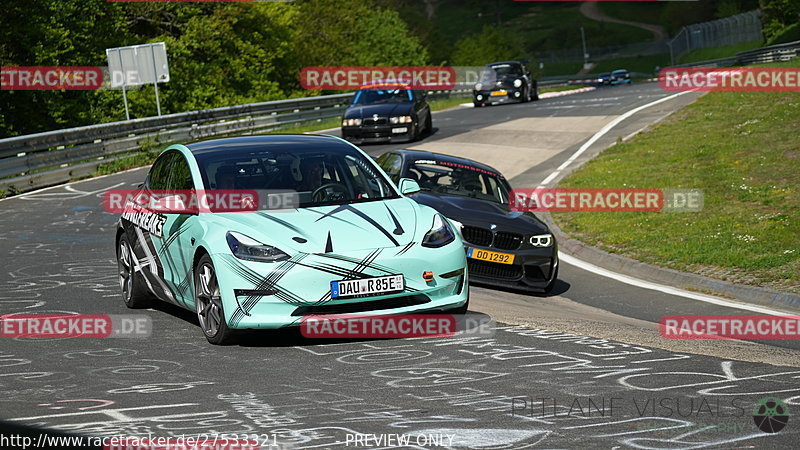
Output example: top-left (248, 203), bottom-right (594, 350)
top-left (106, 42), bottom-right (170, 119)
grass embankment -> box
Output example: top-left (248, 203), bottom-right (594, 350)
top-left (553, 61), bottom-right (800, 293)
top-left (677, 41), bottom-right (763, 65)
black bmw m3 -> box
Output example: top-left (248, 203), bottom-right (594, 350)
top-left (341, 83), bottom-right (432, 144)
top-left (377, 149), bottom-right (558, 293)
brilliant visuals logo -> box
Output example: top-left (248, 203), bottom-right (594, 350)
top-left (753, 397), bottom-right (789, 433)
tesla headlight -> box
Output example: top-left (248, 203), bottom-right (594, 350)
top-left (422, 214), bottom-right (456, 248)
top-left (226, 231), bottom-right (290, 262)
top-left (446, 217), bottom-right (463, 237)
top-left (529, 233), bottom-right (553, 247)
top-left (513, 79), bottom-right (523, 88)
top-left (390, 116), bottom-right (412, 124)
top-left (475, 82), bottom-right (483, 91)
top-left (342, 118), bottom-right (362, 127)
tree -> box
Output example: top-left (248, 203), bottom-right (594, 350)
top-left (451, 25), bottom-right (526, 66)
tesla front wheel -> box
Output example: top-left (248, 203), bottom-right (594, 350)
top-left (195, 254), bottom-right (236, 345)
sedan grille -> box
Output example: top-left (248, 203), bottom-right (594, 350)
top-left (462, 226), bottom-right (493, 247)
top-left (362, 117), bottom-right (387, 125)
top-left (468, 259), bottom-right (523, 281)
top-left (494, 232), bottom-right (523, 250)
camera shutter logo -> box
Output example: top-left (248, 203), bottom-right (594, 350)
top-left (753, 397), bottom-right (790, 433)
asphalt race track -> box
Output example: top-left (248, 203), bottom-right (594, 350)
top-left (2, 83), bottom-right (799, 449)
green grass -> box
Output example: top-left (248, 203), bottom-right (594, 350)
top-left (552, 61), bottom-right (800, 293)
top-left (592, 54), bottom-right (670, 74)
top-left (539, 61), bottom-right (585, 77)
top-left (677, 40), bottom-right (763, 64)
top-left (597, 2), bottom-right (667, 26)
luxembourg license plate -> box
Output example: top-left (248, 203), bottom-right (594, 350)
top-left (490, 90), bottom-right (507, 97)
top-left (392, 127), bottom-right (408, 133)
top-left (467, 248), bottom-right (514, 265)
top-left (331, 274), bottom-right (405, 298)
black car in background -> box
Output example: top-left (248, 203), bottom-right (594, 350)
top-left (473, 60), bottom-right (538, 107)
top-left (341, 83), bottom-right (432, 144)
top-left (595, 72), bottom-right (612, 86)
top-left (377, 149), bottom-right (558, 293)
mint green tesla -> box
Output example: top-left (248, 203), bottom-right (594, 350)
top-left (115, 135), bottom-right (468, 344)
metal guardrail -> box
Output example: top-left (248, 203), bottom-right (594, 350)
top-left (672, 39), bottom-right (800, 68)
top-left (0, 89), bottom-right (472, 194)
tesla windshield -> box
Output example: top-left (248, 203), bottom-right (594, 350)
top-left (195, 146), bottom-right (399, 207)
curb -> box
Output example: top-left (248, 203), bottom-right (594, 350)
top-left (541, 213), bottom-right (800, 312)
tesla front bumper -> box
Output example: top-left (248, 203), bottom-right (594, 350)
top-left (212, 243), bottom-right (468, 329)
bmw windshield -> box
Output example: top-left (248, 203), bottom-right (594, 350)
top-left (353, 88), bottom-right (414, 104)
top-left (195, 145), bottom-right (400, 208)
top-left (408, 159), bottom-right (511, 204)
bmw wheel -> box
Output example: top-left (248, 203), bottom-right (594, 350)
top-left (195, 254), bottom-right (235, 345)
top-left (117, 235), bottom-right (151, 309)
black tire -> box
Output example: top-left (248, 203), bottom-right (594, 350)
top-left (195, 254), bottom-right (236, 345)
top-left (449, 296), bottom-right (470, 315)
top-left (117, 235), bottom-right (152, 309)
top-left (544, 265), bottom-right (559, 293)
top-left (531, 84), bottom-right (540, 101)
top-left (521, 85), bottom-right (530, 103)
top-left (424, 112), bottom-right (432, 134)
top-left (473, 101), bottom-right (482, 108)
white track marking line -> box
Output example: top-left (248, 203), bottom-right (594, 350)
top-left (544, 89), bottom-right (793, 315)
top-left (559, 252), bottom-right (790, 316)
top-left (537, 90), bottom-right (693, 188)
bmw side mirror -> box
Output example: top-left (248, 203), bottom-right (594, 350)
top-left (398, 178), bottom-right (421, 195)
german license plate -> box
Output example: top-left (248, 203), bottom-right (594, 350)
top-left (392, 127), bottom-right (408, 133)
top-left (331, 274), bottom-right (405, 298)
top-left (490, 90), bottom-right (507, 97)
top-left (467, 248), bottom-right (514, 265)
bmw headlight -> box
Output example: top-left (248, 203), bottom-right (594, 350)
top-left (475, 82), bottom-right (483, 91)
top-left (342, 118), bottom-right (362, 127)
top-left (529, 233), bottom-right (553, 247)
top-left (422, 214), bottom-right (456, 248)
top-left (514, 79), bottom-right (523, 88)
top-left (226, 232), bottom-right (290, 262)
top-left (390, 116), bottom-right (412, 124)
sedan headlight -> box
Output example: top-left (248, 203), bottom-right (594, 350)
top-left (513, 79), bottom-right (523, 88)
top-left (475, 82), bottom-right (483, 91)
top-left (529, 233), bottom-right (553, 247)
top-left (342, 118), bottom-right (362, 127)
top-left (226, 232), bottom-right (290, 262)
top-left (422, 214), bottom-right (456, 248)
top-left (446, 217), bottom-right (463, 237)
top-left (390, 116), bottom-right (412, 124)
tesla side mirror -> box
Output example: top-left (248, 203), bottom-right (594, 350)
top-left (398, 178), bottom-right (421, 195)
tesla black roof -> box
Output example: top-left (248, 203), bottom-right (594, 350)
top-left (389, 149), bottom-right (504, 177)
top-left (186, 134), bottom-right (349, 156)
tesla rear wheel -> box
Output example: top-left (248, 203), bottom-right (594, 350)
top-left (195, 255), bottom-right (235, 345)
top-left (117, 235), bottom-right (151, 309)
